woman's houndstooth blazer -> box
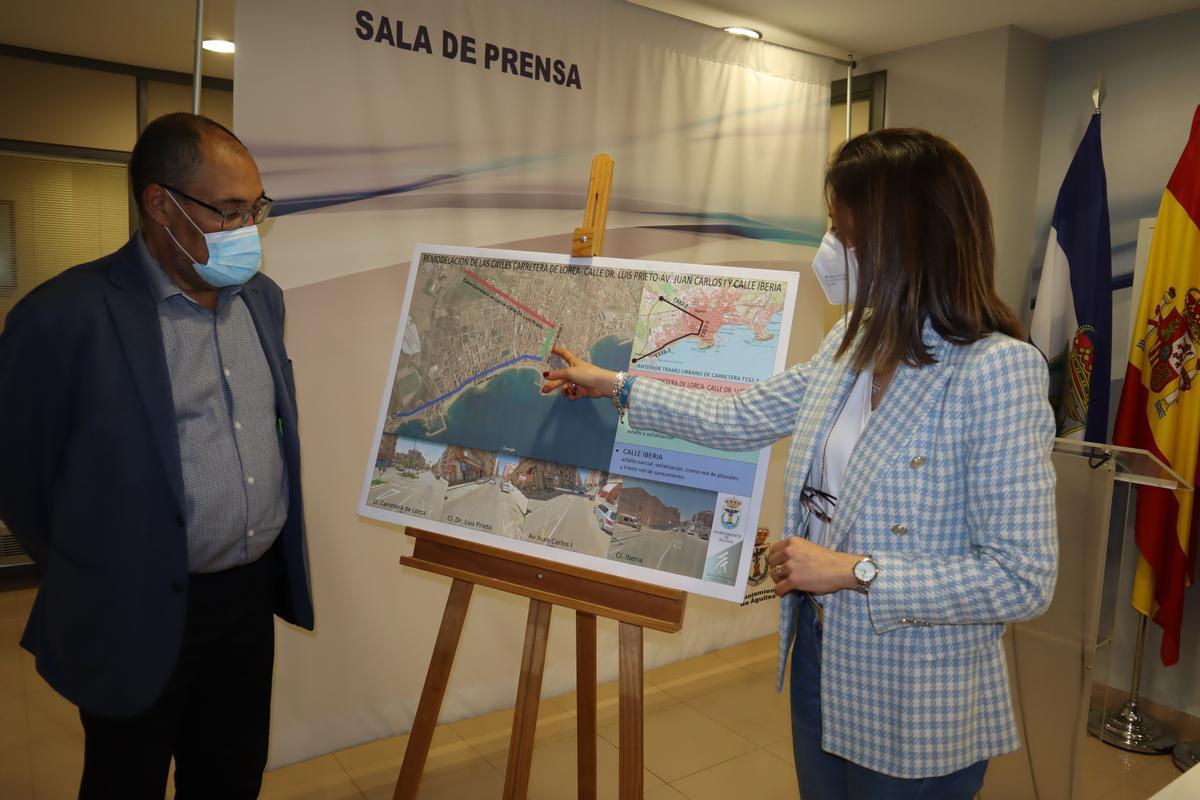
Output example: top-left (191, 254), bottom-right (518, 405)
top-left (627, 317), bottom-right (1057, 779)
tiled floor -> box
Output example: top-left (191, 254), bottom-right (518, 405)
top-left (0, 584), bottom-right (1187, 799)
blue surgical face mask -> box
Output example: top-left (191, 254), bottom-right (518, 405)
top-left (163, 191), bottom-right (263, 287)
top-left (810, 230), bottom-right (858, 306)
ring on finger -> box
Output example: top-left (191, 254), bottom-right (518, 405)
top-left (773, 564), bottom-right (783, 579)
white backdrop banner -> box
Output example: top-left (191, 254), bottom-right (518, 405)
top-left (235, 0), bottom-right (832, 767)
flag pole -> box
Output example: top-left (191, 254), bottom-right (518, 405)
top-left (192, 0), bottom-right (204, 114)
top-left (1088, 612), bottom-right (1176, 753)
top-left (1084, 74), bottom-right (1179, 757)
top-left (845, 57), bottom-right (853, 144)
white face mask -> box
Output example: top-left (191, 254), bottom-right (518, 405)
top-left (810, 230), bottom-right (859, 306)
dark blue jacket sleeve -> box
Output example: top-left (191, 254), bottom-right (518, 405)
top-left (0, 300), bottom-right (73, 565)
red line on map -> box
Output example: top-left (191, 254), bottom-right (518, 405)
top-left (463, 270), bottom-right (556, 328)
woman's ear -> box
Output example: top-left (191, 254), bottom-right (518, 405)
top-left (829, 199), bottom-right (855, 249)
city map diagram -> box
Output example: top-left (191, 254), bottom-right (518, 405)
top-left (631, 278), bottom-right (787, 382)
top-left (385, 251), bottom-right (642, 471)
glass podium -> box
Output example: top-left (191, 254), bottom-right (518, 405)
top-left (980, 439), bottom-right (1192, 800)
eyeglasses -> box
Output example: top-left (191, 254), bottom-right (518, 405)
top-left (162, 185), bottom-right (273, 230)
top-left (799, 485), bottom-right (837, 524)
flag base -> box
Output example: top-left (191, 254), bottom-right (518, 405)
top-left (1088, 704), bottom-right (1176, 754)
top-left (1087, 610), bottom-right (1176, 754)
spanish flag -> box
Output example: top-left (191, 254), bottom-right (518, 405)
top-left (1113, 105), bottom-right (1200, 666)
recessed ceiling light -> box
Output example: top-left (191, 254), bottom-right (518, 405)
top-left (723, 26), bottom-right (762, 40)
top-left (202, 39), bottom-right (236, 54)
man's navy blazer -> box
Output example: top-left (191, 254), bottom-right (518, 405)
top-left (0, 235), bottom-right (314, 718)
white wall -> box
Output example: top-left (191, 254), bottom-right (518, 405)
top-left (858, 26), bottom-right (1049, 318)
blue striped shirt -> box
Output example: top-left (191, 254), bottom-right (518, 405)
top-left (136, 232), bottom-right (287, 573)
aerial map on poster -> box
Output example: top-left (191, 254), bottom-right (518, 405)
top-left (359, 244), bottom-right (798, 601)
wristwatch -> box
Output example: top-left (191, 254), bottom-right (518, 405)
top-left (852, 555), bottom-right (879, 594)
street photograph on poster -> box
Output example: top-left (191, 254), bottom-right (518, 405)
top-left (508, 458), bottom-right (611, 556)
top-left (360, 244), bottom-right (798, 601)
top-left (367, 438), bottom-right (449, 521)
top-left (606, 477), bottom-right (717, 579)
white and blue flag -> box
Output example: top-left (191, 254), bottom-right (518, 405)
top-left (1031, 113), bottom-right (1112, 441)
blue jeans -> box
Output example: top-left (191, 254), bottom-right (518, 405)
top-left (790, 595), bottom-right (988, 799)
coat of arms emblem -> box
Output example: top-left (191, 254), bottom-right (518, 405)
top-left (747, 527), bottom-right (771, 586)
top-left (1138, 286), bottom-right (1200, 419)
top-left (720, 497), bottom-right (742, 529)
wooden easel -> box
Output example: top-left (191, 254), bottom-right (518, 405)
top-left (393, 155), bottom-right (688, 800)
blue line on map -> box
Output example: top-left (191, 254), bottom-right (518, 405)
top-left (395, 354), bottom-right (542, 418)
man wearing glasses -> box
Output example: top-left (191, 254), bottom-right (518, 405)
top-left (0, 112), bottom-right (312, 799)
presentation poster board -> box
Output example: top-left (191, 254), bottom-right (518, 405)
top-left (360, 244), bottom-right (798, 600)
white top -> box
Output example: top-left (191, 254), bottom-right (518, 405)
top-left (806, 368), bottom-right (873, 548)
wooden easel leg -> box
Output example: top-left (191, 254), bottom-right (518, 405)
top-left (618, 622), bottom-right (644, 800)
top-left (502, 599), bottom-right (554, 800)
top-left (393, 579), bottom-right (474, 800)
top-left (577, 611), bottom-right (598, 800)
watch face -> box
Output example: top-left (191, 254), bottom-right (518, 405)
top-left (854, 559), bottom-right (878, 583)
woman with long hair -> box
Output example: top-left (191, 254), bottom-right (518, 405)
top-left (542, 128), bottom-right (1057, 799)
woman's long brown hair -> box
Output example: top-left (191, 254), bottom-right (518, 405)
top-left (827, 129), bottom-right (1024, 370)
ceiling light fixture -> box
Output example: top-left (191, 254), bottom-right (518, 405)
top-left (202, 39), bottom-right (236, 54)
top-left (723, 26), bottom-right (762, 40)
